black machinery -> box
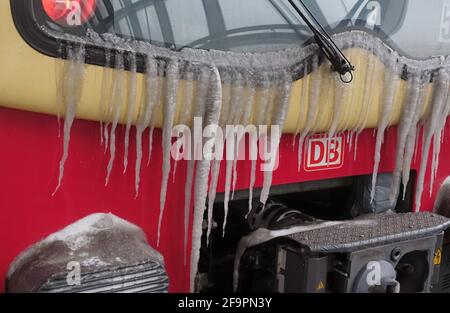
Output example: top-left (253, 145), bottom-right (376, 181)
top-left (237, 204), bottom-right (450, 293)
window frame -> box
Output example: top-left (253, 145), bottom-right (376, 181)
top-left (10, 0), bottom-right (425, 82)
top-left (10, 0), bottom-right (318, 78)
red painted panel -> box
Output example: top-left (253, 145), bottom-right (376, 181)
top-left (0, 106), bottom-right (449, 292)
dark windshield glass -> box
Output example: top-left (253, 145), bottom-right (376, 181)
top-left (34, 0), bottom-right (450, 58)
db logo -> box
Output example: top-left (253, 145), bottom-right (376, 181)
top-left (304, 135), bottom-right (344, 171)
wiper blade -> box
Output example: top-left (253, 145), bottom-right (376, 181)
top-left (288, 0), bottom-right (355, 83)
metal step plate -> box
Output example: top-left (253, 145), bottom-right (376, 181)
top-left (287, 212), bottom-right (450, 253)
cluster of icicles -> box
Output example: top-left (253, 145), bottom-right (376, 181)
top-left (51, 29), bottom-right (450, 291)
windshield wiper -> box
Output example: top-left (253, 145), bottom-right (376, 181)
top-left (288, 0), bottom-right (355, 83)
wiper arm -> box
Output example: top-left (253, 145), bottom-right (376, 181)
top-left (288, 0), bottom-right (355, 83)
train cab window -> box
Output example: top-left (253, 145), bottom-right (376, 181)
top-left (10, 0), bottom-right (450, 68)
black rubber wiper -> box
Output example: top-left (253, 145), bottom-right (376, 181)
top-left (288, 0), bottom-right (355, 83)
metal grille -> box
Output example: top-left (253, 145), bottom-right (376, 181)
top-left (38, 260), bottom-right (169, 293)
top-left (442, 273), bottom-right (450, 290)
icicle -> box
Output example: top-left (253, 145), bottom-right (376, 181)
top-left (248, 159), bottom-right (257, 213)
top-left (242, 80), bottom-right (257, 215)
top-left (53, 44), bottom-right (86, 194)
top-left (415, 69), bottom-right (450, 211)
top-left (389, 72), bottom-right (422, 204)
top-left (355, 41), bottom-right (376, 135)
top-left (219, 71), bottom-right (233, 237)
top-left (328, 74), bottom-right (349, 139)
top-left (183, 159), bottom-right (195, 266)
top-left (370, 53), bottom-right (399, 202)
top-left (352, 133), bottom-right (358, 160)
top-left (157, 60), bottom-right (180, 246)
top-left (254, 74), bottom-right (271, 126)
top-left (260, 72), bottom-right (292, 204)
top-left (429, 73), bottom-right (450, 195)
top-left (147, 127), bottom-right (155, 165)
top-left (242, 79), bottom-right (256, 127)
top-left (401, 74), bottom-right (428, 200)
top-left (413, 124), bottom-right (421, 162)
top-left (246, 74), bottom-right (270, 216)
top-left (230, 73), bottom-right (245, 199)
top-left (55, 40), bottom-right (63, 137)
top-left (183, 67), bottom-right (211, 265)
top-left (243, 73), bottom-right (271, 215)
top-left (293, 64), bottom-right (308, 143)
top-left (219, 72), bottom-right (232, 126)
top-left (431, 131), bottom-right (441, 195)
top-left (231, 155), bottom-right (239, 199)
top-left (99, 49), bottom-right (112, 147)
top-left (298, 55), bottom-right (321, 172)
top-left (190, 66), bottom-right (222, 292)
top-left (206, 159), bottom-right (220, 246)
top-left (173, 69), bottom-right (195, 181)
top-left (123, 52), bottom-right (138, 174)
top-left (147, 61), bottom-right (164, 166)
top-left (134, 55), bottom-right (158, 196)
top-left (105, 52), bottom-right (126, 186)
top-left (204, 71), bottom-right (228, 241)
top-left (103, 123), bottom-right (110, 154)
top-left (222, 159), bottom-right (233, 237)
top-left (222, 72), bottom-right (245, 236)
top-left (351, 43), bottom-right (373, 152)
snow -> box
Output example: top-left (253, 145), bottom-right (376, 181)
top-left (7, 213), bottom-right (145, 279)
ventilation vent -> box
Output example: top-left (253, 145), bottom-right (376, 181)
top-left (38, 261), bottom-right (169, 293)
top-left (442, 273), bottom-right (450, 291)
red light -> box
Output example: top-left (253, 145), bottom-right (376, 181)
top-left (42, 0), bottom-right (97, 26)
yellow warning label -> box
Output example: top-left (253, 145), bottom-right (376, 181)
top-left (317, 280), bottom-right (325, 291)
top-left (434, 249), bottom-right (442, 265)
